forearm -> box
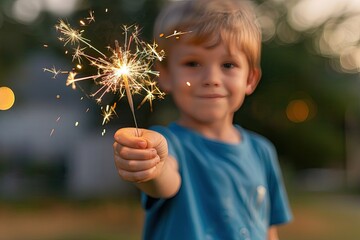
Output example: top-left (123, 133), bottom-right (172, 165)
top-left (268, 226), bottom-right (279, 240)
top-left (135, 156), bottom-right (181, 198)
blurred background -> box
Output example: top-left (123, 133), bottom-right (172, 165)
top-left (0, 0), bottom-right (359, 239)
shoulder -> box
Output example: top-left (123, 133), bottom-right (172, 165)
top-left (150, 124), bottom-right (170, 135)
top-left (241, 127), bottom-right (276, 156)
top-left (239, 127), bottom-right (279, 174)
top-left (150, 123), bottom-right (179, 143)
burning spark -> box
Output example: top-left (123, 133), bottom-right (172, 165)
top-left (163, 30), bottom-right (192, 39)
top-left (55, 19), bottom-right (105, 57)
top-left (101, 103), bottom-right (117, 125)
top-left (44, 15), bottom-right (165, 130)
top-left (72, 46), bottom-right (87, 63)
top-left (66, 72), bottom-right (77, 90)
top-left (86, 11), bottom-right (95, 23)
top-left (43, 66), bottom-right (67, 79)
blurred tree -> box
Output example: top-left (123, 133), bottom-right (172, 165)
top-left (237, 0), bottom-right (360, 169)
top-left (237, 39), bottom-right (359, 169)
top-left (0, 0), bottom-right (359, 172)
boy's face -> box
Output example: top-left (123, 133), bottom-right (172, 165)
top-left (158, 41), bottom-right (260, 126)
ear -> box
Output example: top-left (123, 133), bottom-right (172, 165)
top-left (245, 68), bottom-right (261, 95)
top-left (156, 62), bottom-right (172, 93)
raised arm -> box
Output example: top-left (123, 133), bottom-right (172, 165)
top-left (113, 128), bottom-right (181, 198)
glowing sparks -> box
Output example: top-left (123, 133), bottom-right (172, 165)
top-left (101, 103), bottom-right (117, 125)
top-left (50, 116), bottom-right (61, 137)
top-left (44, 13), bottom-right (165, 130)
top-left (56, 19), bottom-right (87, 46)
top-left (86, 11), bottom-right (95, 23)
top-left (72, 46), bottom-right (87, 63)
top-left (55, 19), bottom-right (105, 57)
top-left (43, 66), bottom-right (67, 79)
top-left (162, 30), bottom-right (192, 39)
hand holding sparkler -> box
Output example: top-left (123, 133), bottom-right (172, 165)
top-left (113, 128), bottom-right (168, 183)
top-left (114, 127), bottom-right (180, 197)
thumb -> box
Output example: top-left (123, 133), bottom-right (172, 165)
top-left (141, 129), bottom-right (168, 160)
top-left (114, 127), bottom-right (148, 149)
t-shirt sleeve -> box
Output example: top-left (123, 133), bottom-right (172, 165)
top-left (253, 136), bottom-right (293, 226)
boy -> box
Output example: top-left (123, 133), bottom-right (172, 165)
top-left (113, 0), bottom-right (292, 239)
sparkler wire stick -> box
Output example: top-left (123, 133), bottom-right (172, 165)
top-left (123, 74), bottom-right (140, 136)
top-left (114, 38), bottom-right (139, 136)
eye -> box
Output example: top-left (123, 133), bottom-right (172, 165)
top-left (223, 62), bottom-right (235, 69)
top-left (184, 61), bottom-right (200, 67)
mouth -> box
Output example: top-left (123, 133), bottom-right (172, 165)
top-left (197, 93), bottom-right (226, 99)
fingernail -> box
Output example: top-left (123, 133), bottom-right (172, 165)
top-left (138, 141), bottom-right (147, 148)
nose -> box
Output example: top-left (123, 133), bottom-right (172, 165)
top-left (201, 65), bottom-right (221, 87)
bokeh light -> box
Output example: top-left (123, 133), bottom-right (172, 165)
top-left (286, 95), bottom-right (317, 123)
top-left (286, 99), bottom-right (310, 123)
top-left (12, 0), bottom-right (42, 24)
top-left (9, 0), bottom-right (80, 24)
top-left (0, 86), bottom-right (16, 110)
top-left (256, 0), bottom-right (360, 73)
top-left (288, 0), bottom-right (343, 32)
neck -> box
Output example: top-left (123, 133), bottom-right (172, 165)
top-left (177, 119), bottom-right (241, 144)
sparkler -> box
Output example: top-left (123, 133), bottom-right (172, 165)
top-left (44, 12), bottom-right (165, 135)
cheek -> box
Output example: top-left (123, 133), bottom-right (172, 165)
top-left (171, 80), bottom-right (193, 105)
top-left (227, 81), bottom-right (247, 107)
top-left (233, 95), bottom-right (246, 110)
top-left (227, 80), bottom-right (245, 94)
top-left (171, 73), bottom-right (192, 90)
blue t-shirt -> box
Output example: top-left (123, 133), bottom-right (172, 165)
top-left (142, 123), bottom-right (292, 240)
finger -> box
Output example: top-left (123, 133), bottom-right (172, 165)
top-left (116, 155), bottom-right (161, 172)
top-left (117, 166), bottom-right (158, 183)
top-left (114, 128), bottom-right (147, 149)
top-left (114, 142), bottom-right (157, 160)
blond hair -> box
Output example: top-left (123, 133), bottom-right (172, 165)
top-left (154, 0), bottom-right (262, 69)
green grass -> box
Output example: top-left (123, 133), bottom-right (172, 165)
top-left (279, 192), bottom-right (360, 240)
top-left (1, 192), bottom-right (360, 240)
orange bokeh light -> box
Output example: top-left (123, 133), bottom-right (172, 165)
top-left (0, 86), bottom-right (15, 110)
top-left (286, 99), bottom-right (310, 123)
